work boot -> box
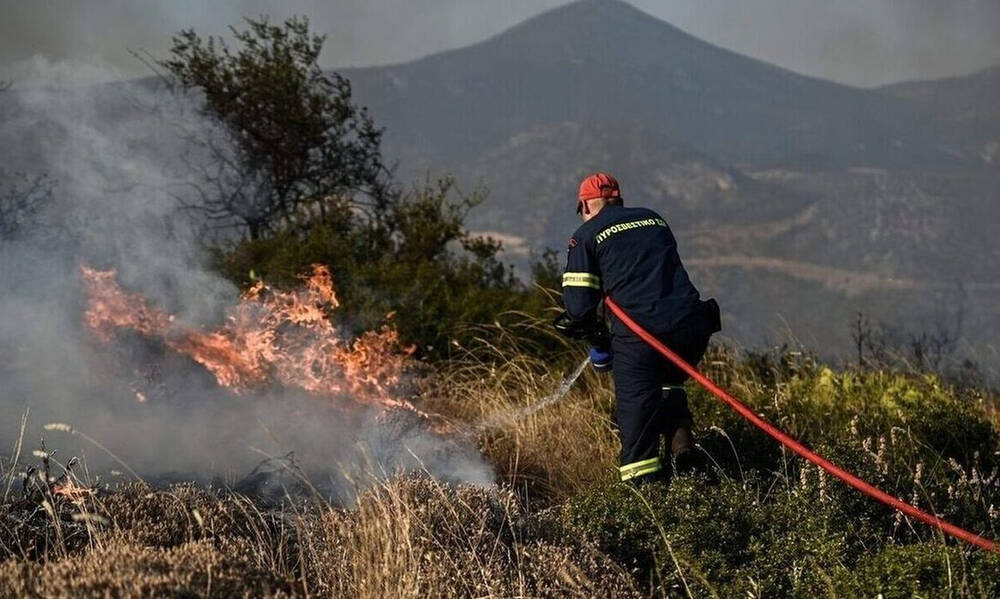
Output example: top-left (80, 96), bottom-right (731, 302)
top-left (674, 449), bottom-right (719, 486)
top-left (669, 425), bottom-right (695, 457)
top-left (673, 448), bottom-right (706, 476)
top-left (630, 468), bottom-right (669, 489)
top-left (670, 426), bottom-right (717, 483)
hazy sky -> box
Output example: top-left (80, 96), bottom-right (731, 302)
top-left (1, 0), bottom-right (999, 87)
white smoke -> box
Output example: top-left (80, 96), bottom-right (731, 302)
top-left (0, 57), bottom-right (494, 501)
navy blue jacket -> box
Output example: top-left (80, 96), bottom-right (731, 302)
top-left (562, 205), bottom-right (702, 337)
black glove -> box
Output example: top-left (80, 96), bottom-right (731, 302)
top-left (552, 311), bottom-right (589, 338)
top-left (553, 311), bottom-right (610, 350)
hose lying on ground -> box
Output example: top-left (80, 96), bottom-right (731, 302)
top-left (605, 296), bottom-right (1000, 554)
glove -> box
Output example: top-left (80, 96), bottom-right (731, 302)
top-left (553, 311), bottom-right (610, 349)
top-left (553, 311), bottom-right (589, 339)
top-left (588, 346), bottom-right (613, 373)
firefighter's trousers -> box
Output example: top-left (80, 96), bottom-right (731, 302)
top-left (611, 321), bottom-right (712, 483)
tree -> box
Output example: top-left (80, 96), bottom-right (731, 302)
top-left (0, 173), bottom-right (54, 241)
top-left (0, 84), bottom-right (56, 242)
top-left (162, 17), bottom-right (389, 240)
top-left (165, 17), bottom-right (559, 356)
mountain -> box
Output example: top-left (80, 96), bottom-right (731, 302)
top-left (344, 0), bottom-right (966, 171)
top-left (880, 65), bottom-right (1000, 165)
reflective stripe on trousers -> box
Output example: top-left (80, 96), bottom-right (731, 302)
top-left (619, 456), bottom-right (662, 481)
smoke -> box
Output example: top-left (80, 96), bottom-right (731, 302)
top-left (0, 58), bottom-right (493, 501)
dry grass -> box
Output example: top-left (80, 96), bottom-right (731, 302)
top-left (423, 317), bottom-right (621, 502)
top-left (306, 478), bottom-right (638, 598)
top-left (0, 539), bottom-right (292, 598)
top-left (0, 477), bottom-right (638, 598)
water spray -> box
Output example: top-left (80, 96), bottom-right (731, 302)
top-left (474, 357), bottom-right (591, 431)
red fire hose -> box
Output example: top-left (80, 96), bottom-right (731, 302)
top-left (604, 297), bottom-right (1000, 554)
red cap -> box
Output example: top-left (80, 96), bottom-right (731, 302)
top-left (577, 173), bottom-right (621, 214)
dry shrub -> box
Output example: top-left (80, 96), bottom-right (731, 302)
top-left (1, 476), bottom-right (108, 562)
top-left (1, 476), bottom-right (636, 598)
top-left (100, 481), bottom-right (304, 578)
top-left (425, 318), bottom-right (620, 502)
top-left (300, 477), bottom-right (638, 598)
top-left (0, 539), bottom-right (291, 598)
top-left (98, 482), bottom-right (218, 547)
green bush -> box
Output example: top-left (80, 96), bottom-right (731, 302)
top-left (565, 476), bottom-right (848, 598)
top-left (216, 177), bottom-right (560, 357)
top-left (839, 543), bottom-right (1000, 598)
top-left (564, 346), bottom-right (1000, 598)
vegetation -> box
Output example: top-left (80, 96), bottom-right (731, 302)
top-left (163, 16), bottom-right (389, 240)
top-left (2, 330), bottom-right (999, 598)
top-left (0, 173), bottom-right (54, 241)
top-left (163, 17), bottom-right (556, 356)
top-left (564, 345), bottom-right (1000, 597)
top-left (215, 176), bottom-right (560, 357)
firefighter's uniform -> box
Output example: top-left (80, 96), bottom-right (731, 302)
top-left (562, 201), bottom-right (720, 483)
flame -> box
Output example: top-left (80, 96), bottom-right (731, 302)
top-left (80, 266), bottom-right (173, 342)
top-left (51, 481), bottom-right (94, 504)
top-left (80, 264), bottom-right (417, 411)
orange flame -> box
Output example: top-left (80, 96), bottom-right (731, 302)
top-left (51, 482), bottom-right (94, 504)
top-left (80, 264), bottom-right (417, 411)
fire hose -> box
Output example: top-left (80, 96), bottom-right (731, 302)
top-left (604, 296), bottom-right (1000, 554)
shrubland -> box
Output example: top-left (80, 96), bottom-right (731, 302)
top-left (2, 328), bottom-right (998, 598)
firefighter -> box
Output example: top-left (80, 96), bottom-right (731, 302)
top-left (554, 173), bottom-right (721, 485)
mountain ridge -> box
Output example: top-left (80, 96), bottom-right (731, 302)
top-left (879, 65), bottom-right (1000, 165)
top-left (343, 0), bottom-right (967, 171)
